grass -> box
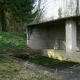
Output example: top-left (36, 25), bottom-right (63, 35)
top-left (14, 54), bottom-right (80, 70)
top-left (0, 55), bottom-right (55, 80)
top-left (0, 32), bottom-right (29, 53)
top-left (0, 55), bottom-right (21, 80)
top-left (27, 56), bottom-right (80, 70)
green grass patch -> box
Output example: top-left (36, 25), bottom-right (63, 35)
top-left (27, 56), bottom-right (80, 70)
top-left (0, 32), bottom-right (29, 53)
top-left (0, 55), bottom-right (21, 79)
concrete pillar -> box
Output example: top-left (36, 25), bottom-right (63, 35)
top-left (66, 20), bottom-right (77, 53)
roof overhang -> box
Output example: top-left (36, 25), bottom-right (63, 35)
top-left (28, 16), bottom-right (80, 27)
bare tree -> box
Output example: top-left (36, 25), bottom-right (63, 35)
top-left (33, 0), bottom-right (48, 23)
top-left (63, 0), bottom-right (76, 17)
top-left (58, 8), bottom-right (62, 18)
top-left (76, 0), bottom-right (79, 15)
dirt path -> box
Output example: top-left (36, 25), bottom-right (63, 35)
top-left (21, 62), bottom-right (80, 80)
top-left (1, 54), bottom-right (80, 80)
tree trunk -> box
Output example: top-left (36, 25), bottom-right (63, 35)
top-left (33, 0), bottom-right (41, 23)
top-left (1, 10), bottom-right (7, 32)
top-left (76, 0), bottom-right (79, 15)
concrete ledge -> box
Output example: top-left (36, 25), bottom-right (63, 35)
top-left (41, 49), bottom-right (80, 63)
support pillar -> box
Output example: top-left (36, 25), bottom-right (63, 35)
top-left (66, 20), bottom-right (77, 53)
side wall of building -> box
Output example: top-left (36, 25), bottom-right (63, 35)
top-left (28, 23), bottom-right (65, 49)
top-left (27, 23), bottom-right (80, 51)
top-left (77, 25), bottom-right (80, 51)
top-left (27, 20), bottom-right (80, 63)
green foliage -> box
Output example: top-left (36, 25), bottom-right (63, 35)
top-left (0, 32), bottom-right (28, 52)
top-left (0, 0), bottom-right (36, 21)
top-left (8, 0), bottom-right (36, 22)
top-left (0, 56), bottom-right (21, 79)
top-left (0, 0), bottom-right (36, 31)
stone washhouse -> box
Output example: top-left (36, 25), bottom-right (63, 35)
top-left (27, 16), bottom-right (80, 62)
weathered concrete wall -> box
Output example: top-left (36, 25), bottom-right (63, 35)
top-left (77, 25), bottom-right (80, 51)
top-left (41, 49), bottom-right (80, 63)
top-left (66, 20), bottom-right (77, 53)
top-left (28, 24), bottom-right (65, 49)
top-left (27, 21), bottom-right (80, 62)
top-left (27, 23), bottom-right (80, 51)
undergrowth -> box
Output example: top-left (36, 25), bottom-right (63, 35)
top-left (0, 32), bottom-right (29, 53)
